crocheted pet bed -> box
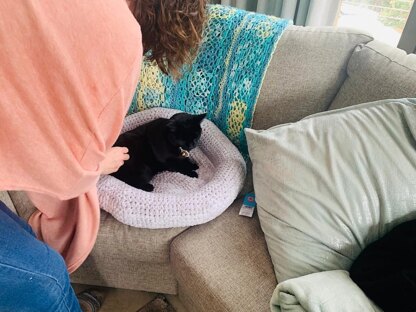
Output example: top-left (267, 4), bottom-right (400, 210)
top-left (98, 108), bottom-right (246, 229)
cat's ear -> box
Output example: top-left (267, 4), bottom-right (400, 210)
top-left (192, 113), bottom-right (206, 124)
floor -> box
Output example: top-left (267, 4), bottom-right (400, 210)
top-left (72, 284), bottom-right (187, 312)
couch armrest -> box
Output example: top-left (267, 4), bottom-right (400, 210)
top-left (171, 199), bottom-right (276, 312)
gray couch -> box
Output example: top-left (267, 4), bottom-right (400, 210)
top-left (4, 25), bottom-right (416, 312)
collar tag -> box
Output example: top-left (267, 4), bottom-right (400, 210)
top-left (179, 147), bottom-right (190, 158)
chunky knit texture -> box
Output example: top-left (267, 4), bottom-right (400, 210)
top-left (128, 5), bottom-right (290, 157)
top-left (98, 108), bottom-right (246, 229)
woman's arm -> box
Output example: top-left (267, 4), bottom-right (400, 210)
top-left (0, 0), bottom-right (142, 200)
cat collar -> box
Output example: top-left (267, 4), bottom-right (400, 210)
top-left (179, 147), bottom-right (190, 158)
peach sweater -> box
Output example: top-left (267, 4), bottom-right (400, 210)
top-left (0, 0), bottom-right (142, 272)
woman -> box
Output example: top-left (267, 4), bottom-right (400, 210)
top-left (0, 0), bottom-right (206, 311)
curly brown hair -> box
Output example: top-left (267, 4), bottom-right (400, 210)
top-left (130, 0), bottom-right (207, 78)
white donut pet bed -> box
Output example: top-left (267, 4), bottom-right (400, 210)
top-left (98, 108), bottom-right (246, 229)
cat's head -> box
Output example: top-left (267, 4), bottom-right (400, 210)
top-left (166, 113), bottom-right (206, 151)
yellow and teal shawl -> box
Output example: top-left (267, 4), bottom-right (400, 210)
top-left (128, 5), bottom-right (290, 157)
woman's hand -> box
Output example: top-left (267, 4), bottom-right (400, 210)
top-left (99, 147), bottom-right (130, 175)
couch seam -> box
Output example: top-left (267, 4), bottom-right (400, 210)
top-left (171, 250), bottom-right (232, 312)
top-left (324, 47), bottom-right (359, 110)
top-left (362, 44), bottom-right (416, 74)
top-left (286, 28), bottom-right (373, 40)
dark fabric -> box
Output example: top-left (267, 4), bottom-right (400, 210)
top-left (350, 219), bottom-right (416, 312)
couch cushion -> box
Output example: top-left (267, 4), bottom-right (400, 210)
top-left (171, 199), bottom-right (276, 312)
top-left (88, 210), bottom-right (187, 264)
top-left (71, 257), bottom-right (178, 294)
top-left (9, 191), bottom-right (186, 263)
top-left (0, 191), bottom-right (17, 214)
top-left (8, 191), bottom-right (36, 220)
top-left (253, 26), bottom-right (373, 130)
top-left (330, 40), bottom-right (416, 110)
top-left (246, 98), bottom-right (416, 283)
top-left (9, 190), bottom-right (187, 292)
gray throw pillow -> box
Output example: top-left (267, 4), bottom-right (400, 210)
top-left (246, 98), bottom-right (416, 283)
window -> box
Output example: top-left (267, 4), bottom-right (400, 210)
top-left (336, 0), bottom-right (416, 52)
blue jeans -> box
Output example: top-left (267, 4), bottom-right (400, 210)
top-left (0, 201), bottom-right (82, 312)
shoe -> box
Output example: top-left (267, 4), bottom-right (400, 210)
top-left (77, 288), bottom-right (104, 312)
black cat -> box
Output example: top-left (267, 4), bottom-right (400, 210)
top-left (350, 219), bottom-right (416, 312)
top-left (111, 112), bottom-right (206, 192)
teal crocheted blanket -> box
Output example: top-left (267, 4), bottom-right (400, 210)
top-left (128, 5), bottom-right (290, 157)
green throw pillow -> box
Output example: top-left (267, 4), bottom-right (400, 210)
top-left (246, 98), bottom-right (416, 283)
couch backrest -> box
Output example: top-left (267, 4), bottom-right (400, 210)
top-left (329, 40), bottom-right (416, 110)
top-left (252, 26), bottom-right (373, 130)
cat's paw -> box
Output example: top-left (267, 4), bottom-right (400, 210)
top-left (189, 162), bottom-right (199, 171)
top-left (140, 183), bottom-right (154, 192)
top-left (183, 159), bottom-right (199, 171)
top-left (185, 170), bottom-right (198, 178)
